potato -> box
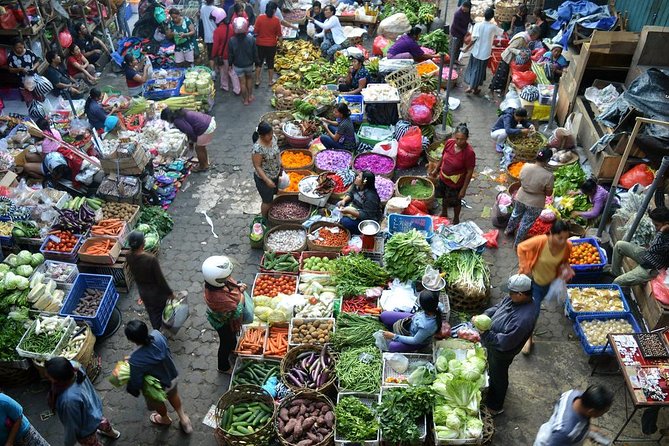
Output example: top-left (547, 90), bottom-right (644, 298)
top-left (284, 419), bottom-right (296, 435)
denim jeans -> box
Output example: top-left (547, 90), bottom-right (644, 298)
top-left (320, 34), bottom-right (345, 61)
top-left (321, 124), bottom-right (347, 150)
top-left (340, 216), bottom-right (361, 235)
top-left (118, 1), bottom-right (132, 37)
top-left (532, 281), bottom-right (551, 316)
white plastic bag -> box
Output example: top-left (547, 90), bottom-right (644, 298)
top-left (278, 171), bottom-right (290, 189)
top-left (544, 278), bottom-right (567, 305)
top-left (386, 353), bottom-right (409, 373)
top-left (306, 22), bottom-right (315, 38)
top-left (384, 196), bottom-right (411, 216)
top-left (378, 13), bottom-right (411, 40)
top-left (162, 291), bottom-right (190, 334)
top-left (499, 90), bottom-right (521, 111)
top-left (374, 330), bottom-right (389, 351)
top-left (371, 140), bottom-right (398, 159)
top-left (380, 279), bottom-right (417, 312)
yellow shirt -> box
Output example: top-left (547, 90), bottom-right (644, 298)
top-left (532, 242), bottom-right (565, 286)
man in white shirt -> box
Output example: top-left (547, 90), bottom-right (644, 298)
top-left (200, 0), bottom-right (220, 73)
top-left (308, 4), bottom-right (347, 61)
top-left (463, 7), bottom-right (502, 94)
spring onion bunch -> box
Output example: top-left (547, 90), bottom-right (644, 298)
top-left (434, 250), bottom-right (489, 297)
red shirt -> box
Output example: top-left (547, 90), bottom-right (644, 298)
top-left (212, 22), bottom-right (234, 59)
top-left (254, 14), bottom-right (282, 47)
top-left (67, 54), bottom-right (85, 77)
top-left (439, 138), bottom-right (476, 188)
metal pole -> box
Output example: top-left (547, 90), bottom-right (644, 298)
top-left (442, 36), bottom-right (456, 130)
top-left (623, 156), bottom-right (669, 242)
top-left (437, 54), bottom-right (445, 93)
top-left (540, 78), bottom-right (559, 136)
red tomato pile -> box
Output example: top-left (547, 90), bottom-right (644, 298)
top-left (253, 274), bottom-right (297, 297)
top-left (44, 231), bottom-right (79, 253)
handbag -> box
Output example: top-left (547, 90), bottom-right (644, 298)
top-left (241, 291), bottom-right (254, 324)
top-left (162, 291), bottom-right (189, 334)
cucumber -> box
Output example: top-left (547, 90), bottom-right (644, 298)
top-left (236, 425), bottom-right (252, 435)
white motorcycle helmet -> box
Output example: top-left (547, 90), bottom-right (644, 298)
top-left (202, 256), bottom-right (233, 287)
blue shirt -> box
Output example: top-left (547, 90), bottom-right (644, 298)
top-left (86, 100), bottom-right (108, 130)
top-left (491, 107), bottom-right (532, 135)
top-left (482, 295), bottom-right (536, 353)
top-left (534, 390), bottom-right (589, 446)
top-left (0, 393), bottom-right (30, 444)
top-left (55, 370), bottom-right (104, 446)
top-left (393, 302), bottom-right (445, 346)
top-left (128, 330), bottom-right (179, 396)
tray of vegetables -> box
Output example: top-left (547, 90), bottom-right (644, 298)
top-left (264, 324), bottom-right (289, 358)
top-left (378, 386), bottom-right (431, 444)
top-left (307, 222), bottom-right (350, 252)
top-left (289, 318), bottom-right (335, 346)
top-left (40, 231), bottom-right (84, 263)
top-left (260, 251), bottom-right (299, 274)
top-left (34, 260), bottom-right (79, 287)
top-left (574, 313), bottom-right (641, 355)
top-left (335, 393), bottom-right (381, 445)
top-left (16, 315), bottom-right (76, 360)
top-left (331, 312), bottom-right (385, 351)
top-left (342, 295), bottom-right (381, 315)
top-left (276, 391), bottom-right (335, 445)
top-left (235, 325), bottom-right (268, 358)
top-left (280, 344), bottom-right (336, 391)
top-left (565, 284), bottom-right (629, 318)
top-left (252, 273), bottom-right (298, 298)
top-left (230, 357), bottom-right (281, 388)
top-left (52, 205), bottom-right (97, 234)
top-left (268, 196), bottom-right (313, 225)
top-left (264, 225), bottom-right (307, 252)
top-left (299, 252), bottom-right (338, 273)
top-left (336, 346), bottom-right (382, 393)
top-left (217, 390), bottom-right (275, 439)
top-left (382, 352), bottom-right (433, 387)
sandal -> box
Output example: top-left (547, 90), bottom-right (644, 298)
top-left (191, 166), bottom-right (210, 173)
top-left (149, 413), bottom-right (172, 426)
top-left (465, 88), bottom-right (473, 94)
top-left (180, 418), bottom-right (193, 434)
top-left (97, 427), bottom-right (121, 439)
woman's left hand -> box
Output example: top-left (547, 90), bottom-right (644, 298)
top-left (382, 331), bottom-right (395, 340)
top-left (458, 189), bottom-right (467, 199)
top-left (239, 283), bottom-right (248, 292)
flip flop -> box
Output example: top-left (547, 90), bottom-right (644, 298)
top-left (149, 413), bottom-right (172, 426)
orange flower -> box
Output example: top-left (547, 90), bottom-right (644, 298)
top-left (283, 171), bottom-right (309, 192)
top-left (281, 150), bottom-right (312, 169)
top-left (508, 161), bottom-right (525, 178)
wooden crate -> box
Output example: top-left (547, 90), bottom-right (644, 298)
top-left (77, 248), bottom-right (135, 293)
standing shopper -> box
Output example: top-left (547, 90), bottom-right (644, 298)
top-left (200, 0), bottom-right (219, 73)
top-left (166, 9), bottom-right (196, 67)
top-left (126, 231), bottom-right (173, 330)
top-left (212, 10), bottom-right (241, 94)
top-left (319, 103), bottom-right (357, 151)
top-left (517, 220), bottom-right (572, 354)
top-left (309, 5), bottom-right (348, 61)
top-left (0, 391), bottom-right (50, 446)
top-left (161, 108), bottom-right (216, 172)
top-left (202, 256), bottom-right (250, 373)
top-left (254, 2), bottom-right (282, 87)
top-left (449, 1), bottom-right (472, 65)
top-left (229, 17), bottom-right (258, 105)
top-left (478, 274), bottom-right (536, 416)
top-left (251, 121), bottom-right (281, 218)
top-left (44, 357), bottom-right (121, 446)
top-left (489, 26), bottom-right (540, 94)
top-left (463, 8), bottom-right (502, 94)
top-left (505, 148), bottom-right (553, 246)
top-left (429, 123), bottom-right (476, 224)
top-left (337, 171), bottom-right (383, 234)
top-left (124, 320), bottom-right (193, 433)
top-left (509, 4), bottom-right (527, 36)
top-left (534, 385), bottom-right (613, 446)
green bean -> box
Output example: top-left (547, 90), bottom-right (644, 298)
top-left (336, 346), bottom-right (382, 393)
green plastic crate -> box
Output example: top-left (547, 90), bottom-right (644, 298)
top-left (357, 124), bottom-right (393, 146)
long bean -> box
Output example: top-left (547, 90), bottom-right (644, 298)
top-left (331, 313), bottom-right (385, 350)
top-left (336, 346), bottom-right (382, 392)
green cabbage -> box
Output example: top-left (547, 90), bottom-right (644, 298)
top-left (472, 314), bottom-right (492, 331)
top-left (254, 306), bottom-right (273, 321)
top-left (460, 361), bottom-right (481, 381)
top-left (16, 276), bottom-right (29, 290)
top-left (0, 264), bottom-right (9, 272)
top-left (15, 265), bottom-right (33, 277)
top-left (435, 426), bottom-right (459, 440)
top-left (467, 356), bottom-right (486, 374)
top-left (448, 359), bottom-right (462, 376)
top-left (30, 253), bottom-right (45, 267)
top-left (445, 412), bottom-right (461, 430)
top-left (4, 272), bottom-right (18, 290)
top-left (465, 417), bottom-right (483, 438)
top-left (6, 256), bottom-right (17, 268)
top-left (436, 356), bottom-right (449, 373)
top-left (433, 405), bottom-right (450, 425)
top-left (16, 250), bottom-right (33, 266)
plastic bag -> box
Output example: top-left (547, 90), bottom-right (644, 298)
top-left (396, 148), bottom-right (421, 169)
top-left (306, 22), bottom-right (315, 38)
top-left (278, 171), bottom-right (290, 190)
top-left (412, 93), bottom-right (437, 109)
top-left (620, 163), bottom-right (654, 189)
top-left (405, 199), bottom-right (428, 215)
top-left (58, 30), bottom-right (73, 48)
top-left (482, 229), bottom-right (499, 248)
top-left (385, 353), bottom-right (409, 373)
top-left (548, 127), bottom-right (576, 150)
top-left (544, 278), bottom-right (567, 305)
top-left (651, 270), bottom-right (669, 306)
top-left (374, 330), bottom-right (389, 351)
top-left (162, 291), bottom-right (189, 334)
top-left (499, 90), bottom-right (521, 111)
top-left (0, 10), bottom-right (18, 30)
top-left (398, 126), bottom-right (422, 155)
top-left (385, 196), bottom-right (411, 215)
top-left (373, 35), bottom-right (392, 56)
top-left (531, 48), bottom-right (547, 61)
top-left (539, 208), bottom-right (556, 222)
top-left (409, 104), bottom-right (433, 125)
top-left (379, 279), bottom-right (417, 312)
top-left (378, 13), bottom-right (410, 40)
top-left (512, 71), bottom-right (537, 89)
top-left (371, 140), bottom-right (398, 159)
top-left (422, 265), bottom-right (441, 289)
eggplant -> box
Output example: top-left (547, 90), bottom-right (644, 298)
top-left (287, 373), bottom-right (302, 387)
top-left (317, 370), bottom-right (329, 387)
top-left (296, 352), bottom-right (312, 360)
top-left (320, 345), bottom-right (328, 369)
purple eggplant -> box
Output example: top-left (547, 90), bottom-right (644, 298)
top-left (320, 345), bottom-right (328, 369)
top-left (317, 370), bottom-right (329, 387)
top-left (287, 373), bottom-right (302, 387)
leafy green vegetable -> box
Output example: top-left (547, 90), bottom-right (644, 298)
top-left (376, 386), bottom-right (434, 444)
top-left (331, 313), bottom-right (385, 351)
top-left (553, 163), bottom-right (586, 197)
top-left (419, 29), bottom-right (450, 54)
top-left (336, 346), bottom-right (382, 392)
top-left (0, 316), bottom-right (26, 361)
top-left (138, 206), bottom-right (174, 238)
top-left (472, 315), bottom-right (492, 331)
top-left (383, 230), bottom-right (432, 282)
top-left (434, 250), bottom-right (489, 297)
top-left (331, 254), bottom-right (390, 296)
top-left (109, 360), bottom-right (167, 402)
top-left (335, 396), bottom-right (379, 442)
top-left (408, 365), bottom-right (436, 386)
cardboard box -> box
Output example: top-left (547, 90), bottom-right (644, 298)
top-left (78, 237), bottom-right (122, 265)
top-left (0, 171), bottom-right (18, 188)
top-left (100, 148), bottom-right (149, 175)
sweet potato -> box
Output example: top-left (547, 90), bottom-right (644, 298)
top-left (284, 419), bottom-right (296, 435)
top-left (316, 416), bottom-right (324, 425)
top-left (306, 432), bottom-right (320, 442)
top-left (278, 419), bottom-right (285, 431)
top-left (303, 416), bottom-right (316, 431)
top-left (299, 404), bottom-right (307, 416)
top-left (296, 441), bottom-right (312, 446)
top-left (320, 405), bottom-right (330, 415)
top-left (324, 411), bottom-right (334, 428)
top-left (294, 423), bottom-right (303, 439)
top-left (289, 405), bottom-right (299, 416)
top-left (280, 408), bottom-right (290, 422)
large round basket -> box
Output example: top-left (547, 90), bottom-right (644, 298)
top-left (280, 344), bottom-right (337, 393)
top-left (306, 221), bottom-right (350, 252)
top-left (213, 385), bottom-right (276, 446)
top-left (508, 181), bottom-right (520, 198)
top-left (264, 224), bottom-right (308, 252)
top-left (426, 139), bottom-right (444, 164)
top-left (375, 175), bottom-right (395, 207)
top-left (394, 176), bottom-right (435, 208)
top-left (276, 390), bottom-right (335, 446)
top-left (268, 195), bottom-right (314, 227)
top-left (481, 407), bottom-right (496, 445)
top-left (508, 132), bottom-right (548, 162)
top-left (282, 123), bottom-right (313, 148)
top-left (278, 170), bottom-right (314, 196)
top-left (400, 88), bottom-right (444, 125)
top-left (313, 149), bottom-right (353, 174)
top-left (446, 283), bottom-right (490, 312)
top-left (494, 3), bottom-right (516, 22)
top-left (352, 152), bottom-right (396, 179)
top-left (259, 111), bottom-right (293, 147)
top-left (506, 161), bottom-right (525, 181)
top-left (280, 148), bottom-right (314, 171)
top-left (0, 360), bottom-right (38, 387)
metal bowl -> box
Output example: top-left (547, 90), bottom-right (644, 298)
top-left (358, 220), bottom-right (380, 236)
top-left (422, 276), bottom-right (446, 292)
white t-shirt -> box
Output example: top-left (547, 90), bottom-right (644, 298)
top-left (200, 4), bottom-right (217, 43)
top-left (470, 21), bottom-right (503, 61)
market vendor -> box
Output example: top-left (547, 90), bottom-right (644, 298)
top-left (23, 118), bottom-right (63, 178)
top-left (429, 123), bottom-right (476, 225)
top-left (490, 106), bottom-right (534, 153)
top-left (84, 88), bottom-right (124, 133)
top-left (308, 5), bottom-right (348, 62)
top-left (123, 54), bottom-right (151, 97)
top-left (252, 121), bottom-right (281, 218)
top-left (386, 27), bottom-right (434, 62)
top-left (67, 44), bottom-right (99, 85)
top-left (336, 171), bottom-right (382, 234)
top-left (75, 22), bottom-right (110, 65)
top-left (540, 43), bottom-right (568, 83)
top-left (380, 290), bottom-right (446, 352)
top-left (161, 108), bottom-right (216, 172)
top-left (611, 206), bottom-right (669, 287)
top-left (202, 255), bottom-right (251, 373)
top-left (319, 103), bottom-right (357, 151)
top-left (166, 8), bottom-right (197, 67)
top-left (45, 50), bottom-right (86, 99)
top-left (8, 37), bottom-right (41, 88)
top-left (570, 178), bottom-right (618, 222)
top-left (478, 274), bottom-right (536, 416)
top-left (338, 54), bottom-right (370, 94)
top-left (306, 1), bottom-right (325, 36)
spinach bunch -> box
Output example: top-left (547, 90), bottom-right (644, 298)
top-left (376, 386), bottom-right (434, 443)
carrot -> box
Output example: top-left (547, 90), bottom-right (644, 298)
top-left (237, 328), bottom-right (265, 355)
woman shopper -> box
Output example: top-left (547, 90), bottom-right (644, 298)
top-left (0, 391), bottom-right (50, 446)
top-left (161, 108), bottom-right (216, 172)
top-left (166, 8), bottom-right (196, 67)
top-left (212, 8), bottom-right (241, 94)
top-left (200, 0), bottom-right (220, 73)
top-left (387, 27), bottom-right (434, 62)
top-left (337, 171), bottom-right (382, 235)
top-left (126, 231), bottom-right (173, 330)
top-left (251, 121), bottom-right (281, 218)
top-left (505, 148), bottom-right (554, 246)
top-left (254, 2), bottom-right (282, 87)
top-left (123, 54), bottom-right (151, 97)
top-left (429, 123), bottom-right (476, 225)
top-left (449, 1), bottom-right (472, 64)
top-left (489, 25), bottom-right (540, 94)
top-left (463, 8), bottom-right (502, 95)
top-left (66, 44), bottom-right (98, 85)
top-left (85, 88), bottom-right (124, 133)
top-left (380, 290), bottom-right (446, 352)
top-left (228, 17), bottom-right (258, 105)
top-left (338, 54), bottom-right (370, 93)
top-left (509, 4), bottom-right (527, 36)
top-left (44, 357), bottom-right (121, 445)
top-left (202, 256), bottom-right (251, 372)
top-left (124, 320), bottom-right (193, 433)
top-left (318, 103), bottom-right (357, 151)
top-left (517, 219), bottom-right (572, 354)
top-left (8, 37), bottom-right (41, 87)
top-left (309, 5), bottom-right (348, 61)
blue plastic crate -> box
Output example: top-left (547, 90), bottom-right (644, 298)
top-left (388, 213), bottom-right (434, 240)
top-left (565, 284), bottom-right (629, 319)
top-left (0, 234), bottom-right (13, 248)
top-left (337, 94), bottom-right (364, 123)
top-left (143, 77), bottom-right (184, 100)
top-left (39, 233), bottom-right (84, 263)
top-left (573, 313), bottom-right (641, 356)
top-left (570, 237), bottom-right (608, 278)
top-left (59, 273), bottom-right (119, 336)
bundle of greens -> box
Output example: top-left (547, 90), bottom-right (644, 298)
top-left (419, 29), bottom-right (450, 54)
top-left (138, 207), bottom-right (174, 238)
top-left (553, 163), bottom-right (586, 197)
top-left (331, 254), bottom-right (390, 296)
top-left (109, 360), bottom-right (167, 402)
top-left (376, 386), bottom-right (434, 444)
top-left (0, 315), bottom-right (26, 361)
top-left (383, 230), bottom-right (432, 282)
top-left (331, 313), bottom-right (385, 351)
top-left (335, 396), bottom-right (379, 442)
top-left (380, 0), bottom-right (435, 25)
top-left (434, 250), bottom-right (489, 297)
top-left (616, 190), bottom-right (656, 246)
top-left (335, 346), bottom-right (382, 392)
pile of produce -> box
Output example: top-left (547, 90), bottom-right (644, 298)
top-left (636, 333), bottom-right (668, 357)
top-left (80, 239), bottom-right (117, 256)
top-left (283, 345), bottom-right (334, 389)
top-left (353, 153), bottom-right (394, 176)
top-left (91, 219), bottom-right (125, 237)
top-left (417, 61), bottom-right (438, 77)
top-left (310, 225), bottom-right (348, 248)
top-left (553, 163), bottom-right (586, 197)
top-left (17, 315), bottom-right (72, 356)
top-left (580, 318), bottom-right (635, 346)
top-left (61, 329), bottom-right (88, 359)
top-left (331, 313), bottom-right (384, 350)
top-left (290, 318), bottom-right (334, 344)
top-left (27, 271), bottom-right (64, 312)
top-left (281, 150), bottom-right (313, 169)
top-left (72, 288), bottom-right (105, 316)
top-left (314, 150), bottom-right (352, 171)
top-left (53, 205), bottom-right (96, 233)
top-left (253, 274), bottom-right (297, 297)
top-left (219, 401), bottom-right (273, 436)
top-left (265, 325), bottom-right (289, 357)
top-left (272, 86), bottom-right (306, 111)
top-left (236, 327), bottom-right (267, 355)
top-left (262, 252), bottom-right (299, 273)
top-left (508, 161), bottom-right (524, 178)
top-left (276, 395), bottom-right (334, 445)
top-left (375, 176), bottom-right (395, 202)
top-left (331, 254), bottom-right (389, 296)
top-left (569, 242), bottom-right (601, 265)
top-left (342, 295), bottom-right (381, 315)
top-left (266, 228), bottom-right (306, 252)
top-left (109, 359), bottom-right (167, 402)
top-left (326, 172), bottom-right (352, 194)
top-left (101, 202), bottom-right (138, 222)
top-left (43, 261), bottom-right (77, 282)
top-left (12, 221), bottom-right (40, 238)
top-left (384, 230), bottom-right (432, 282)
top-left (295, 274), bottom-right (336, 318)
top-left (139, 206), bottom-right (174, 238)
top-left (252, 295), bottom-right (291, 324)
top-left (336, 346), bottom-right (381, 392)
top-left (232, 360), bottom-right (280, 386)
top-left (275, 40), bottom-right (322, 72)
top-left (301, 255), bottom-right (335, 272)
top-left (335, 396), bottom-right (379, 442)
top-left (269, 200), bottom-right (311, 221)
top-left (0, 315), bottom-right (27, 361)
top-left (398, 178), bottom-right (434, 199)
top-left (281, 171), bottom-right (309, 193)
top-left (568, 287), bottom-right (625, 313)
top-left (380, 0), bottom-right (436, 25)
top-left (508, 132), bottom-right (545, 152)
top-left (376, 386), bottom-right (434, 444)
top-left (435, 250), bottom-right (490, 297)
top-left (43, 231), bottom-right (81, 253)
top-left (0, 221), bottom-right (13, 237)
top-left (133, 224), bottom-right (160, 251)
top-left (64, 197), bottom-right (104, 211)
top-left (419, 29), bottom-right (450, 53)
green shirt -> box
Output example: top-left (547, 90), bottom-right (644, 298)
top-left (169, 17), bottom-right (195, 51)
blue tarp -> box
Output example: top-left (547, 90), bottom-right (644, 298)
top-left (547, 0), bottom-right (617, 48)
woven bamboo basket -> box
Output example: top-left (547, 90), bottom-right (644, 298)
top-left (394, 176), bottom-right (435, 208)
top-left (508, 132), bottom-right (548, 162)
top-left (280, 149), bottom-right (315, 171)
top-left (280, 344), bottom-right (337, 393)
top-left (326, 171), bottom-right (353, 203)
top-left (400, 89), bottom-right (445, 126)
top-left (495, 2), bottom-right (517, 22)
top-left (385, 66), bottom-right (421, 97)
top-left (33, 324), bottom-right (97, 379)
top-left (481, 407), bottom-right (496, 445)
top-left (259, 111), bottom-right (293, 147)
top-left (214, 385), bottom-right (276, 446)
top-left (0, 359), bottom-right (38, 387)
top-left (267, 195), bottom-right (314, 227)
top-left (352, 153), bottom-right (396, 179)
top-left (306, 221), bottom-right (350, 252)
top-left (276, 390), bottom-right (335, 446)
top-left (508, 181), bottom-right (520, 198)
top-left (263, 224), bottom-right (307, 252)
top-left (278, 170), bottom-right (314, 196)
top-left (445, 283), bottom-right (490, 312)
